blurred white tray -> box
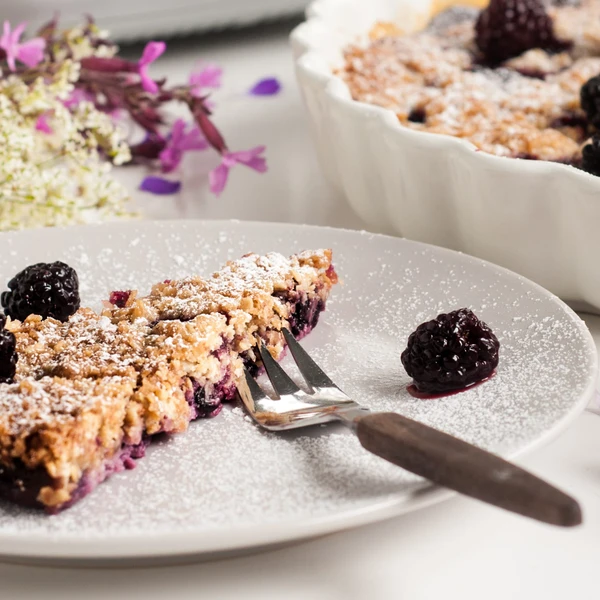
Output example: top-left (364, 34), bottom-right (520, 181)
top-left (7, 0), bottom-right (308, 41)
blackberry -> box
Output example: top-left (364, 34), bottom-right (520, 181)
top-left (0, 316), bottom-right (17, 384)
top-left (581, 75), bottom-right (600, 129)
top-left (475, 0), bottom-right (569, 66)
top-left (2, 261), bottom-right (80, 322)
top-left (401, 308), bottom-right (500, 394)
top-left (194, 387), bottom-right (222, 418)
top-left (407, 108), bottom-right (426, 124)
top-left (581, 135), bottom-right (600, 176)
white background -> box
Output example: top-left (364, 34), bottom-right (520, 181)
top-left (2, 20), bottom-right (600, 599)
top-left (1, 0), bottom-right (309, 41)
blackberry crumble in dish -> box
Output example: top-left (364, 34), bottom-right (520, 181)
top-left (340, 0), bottom-right (600, 169)
top-left (0, 250), bottom-right (338, 513)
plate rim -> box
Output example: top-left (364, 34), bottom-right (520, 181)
top-left (0, 219), bottom-right (596, 562)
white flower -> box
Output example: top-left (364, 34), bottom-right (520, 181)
top-left (0, 59), bottom-right (133, 230)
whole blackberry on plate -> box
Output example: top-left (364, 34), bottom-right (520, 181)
top-left (581, 135), bottom-right (600, 176)
top-left (0, 315), bottom-right (17, 384)
top-left (581, 75), bottom-right (600, 129)
top-left (2, 261), bottom-right (80, 322)
top-left (475, 0), bottom-right (569, 66)
top-left (401, 308), bottom-right (500, 394)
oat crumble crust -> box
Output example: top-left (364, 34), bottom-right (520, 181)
top-left (340, 0), bottom-right (600, 161)
top-left (0, 250), bottom-right (337, 511)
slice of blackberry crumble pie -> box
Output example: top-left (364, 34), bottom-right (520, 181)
top-left (0, 250), bottom-right (338, 513)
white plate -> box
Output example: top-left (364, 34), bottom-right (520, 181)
top-left (0, 219), bottom-right (596, 566)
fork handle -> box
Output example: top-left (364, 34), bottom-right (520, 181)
top-left (355, 412), bottom-right (581, 527)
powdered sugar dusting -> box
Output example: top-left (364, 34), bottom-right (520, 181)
top-left (9, 308), bottom-right (146, 382)
top-left (138, 249), bottom-right (331, 321)
top-left (0, 378), bottom-right (127, 437)
top-left (0, 221), bottom-right (594, 552)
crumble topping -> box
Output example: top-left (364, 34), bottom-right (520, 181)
top-left (0, 376), bottom-right (132, 438)
top-left (108, 250), bottom-right (337, 358)
top-left (108, 250), bottom-right (335, 322)
top-left (340, 0), bottom-right (600, 161)
top-left (7, 308), bottom-right (146, 380)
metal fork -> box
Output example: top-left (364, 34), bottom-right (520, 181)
top-left (236, 328), bottom-right (582, 527)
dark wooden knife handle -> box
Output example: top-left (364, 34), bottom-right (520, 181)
top-left (355, 412), bottom-right (581, 527)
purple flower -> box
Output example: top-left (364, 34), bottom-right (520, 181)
top-left (159, 119), bottom-right (209, 173)
top-left (209, 146), bottom-right (267, 196)
top-left (139, 176), bottom-right (181, 195)
top-left (138, 41), bottom-right (166, 94)
top-left (191, 101), bottom-right (227, 154)
top-left (35, 113), bottom-right (52, 134)
top-left (130, 134), bottom-right (167, 163)
top-left (63, 88), bottom-right (95, 108)
top-left (0, 21), bottom-right (45, 72)
top-left (80, 56), bottom-right (133, 73)
top-left (249, 77), bottom-right (281, 96)
top-left (189, 63), bottom-right (222, 97)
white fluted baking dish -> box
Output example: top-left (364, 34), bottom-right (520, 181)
top-left (291, 0), bottom-right (600, 313)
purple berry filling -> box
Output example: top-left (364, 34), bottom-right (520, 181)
top-left (185, 375), bottom-right (237, 420)
top-left (0, 439), bottom-right (149, 514)
top-left (108, 290), bottom-right (132, 308)
top-left (276, 287), bottom-right (327, 340)
top-left (54, 439), bottom-right (150, 514)
top-left (242, 352), bottom-right (261, 378)
top-left (0, 460), bottom-right (54, 510)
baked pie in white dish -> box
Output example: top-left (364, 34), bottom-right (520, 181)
top-left (292, 0), bottom-right (600, 312)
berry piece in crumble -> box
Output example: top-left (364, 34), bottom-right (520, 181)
top-left (401, 308), bottom-right (500, 394)
top-left (2, 261), bottom-right (80, 322)
top-left (581, 134), bottom-right (600, 175)
top-left (0, 315), bottom-right (17, 384)
top-left (108, 290), bottom-right (134, 309)
top-left (475, 0), bottom-right (569, 66)
top-left (581, 74), bottom-right (600, 128)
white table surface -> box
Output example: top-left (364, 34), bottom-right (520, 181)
top-left (3, 21), bottom-right (600, 599)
